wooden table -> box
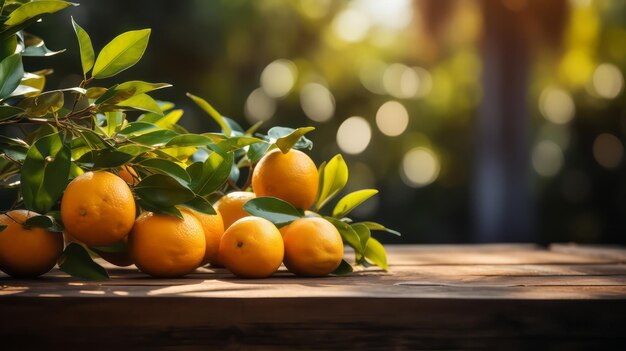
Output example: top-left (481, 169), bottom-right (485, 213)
top-left (2, 244), bottom-right (626, 349)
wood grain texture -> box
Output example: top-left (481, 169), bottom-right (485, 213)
top-left (1, 244), bottom-right (626, 350)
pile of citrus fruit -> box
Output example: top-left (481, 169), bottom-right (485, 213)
top-left (0, 149), bottom-right (347, 279)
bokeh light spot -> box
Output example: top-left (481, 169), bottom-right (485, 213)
top-left (260, 59), bottom-right (297, 98)
top-left (532, 141), bottom-right (564, 177)
top-left (244, 88), bottom-right (276, 124)
top-left (300, 83), bottom-right (335, 122)
top-left (593, 133), bottom-right (623, 169)
top-left (592, 63), bottom-right (624, 99)
top-left (401, 147), bottom-right (440, 187)
top-left (376, 101), bottom-right (409, 137)
top-left (539, 87), bottom-right (575, 124)
top-left (336, 116), bottom-right (371, 154)
top-left (332, 9), bottom-right (371, 43)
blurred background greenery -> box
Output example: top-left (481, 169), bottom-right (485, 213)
top-left (17, 0), bottom-right (626, 244)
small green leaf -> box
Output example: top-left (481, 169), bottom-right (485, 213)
top-left (315, 154), bottom-right (348, 211)
top-left (180, 196), bottom-right (216, 215)
top-left (130, 129), bottom-right (178, 146)
top-left (215, 136), bottom-right (264, 153)
top-left (137, 197), bottom-right (183, 219)
top-left (21, 33), bottom-right (65, 57)
top-left (351, 223), bottom-right (371, 253)
top-left (92, 28), bottom-right (151, 79)
top-left (71, 17), bottom-right (94, 76)
top-left (331, 259), bottom-right (353, 276)
top-left (20, 132), bottom-right (71, 213)
top-left (247, 141), bottom-right (271, 163)
top-left (0, 53), bottom-right (23, 99)
top-left (363, 237), bottom-right (388, 271)
top-left (354, 221), bottom-right (401, 236)
top-left (245, 121), bottom-right (264, 136)
top-left (17, 90), bottom-right (64, 117)
top-left (332, 189), bottom-right (378, 219)
top-left (138, 158), bottom-right (190, 184)
top-left (3, 1), bottom-right (76, 27)
top-left (114, 80), bottom-right (171, 95)
top-left (0, 105), bottom-right (23, 121)
top-left (77, 149), bottom-right (133, 169)
top-left (324, 216), bottom-right (363, 254)
top-left (165, 134), bottom-right (214, 148)
top-left (116, 93), bottom-right (163, 115)
top-left (118, 121), bottom-right (159, 136)
top-left (116, 144), bottom-right (152, 156)
top-left (190, 151), bottom-right (233, 196)
top-left (186, 92), bottom-right (231, 136)
top-left (0, 224), bottom-right (7, 232)
top-left (23, 214), bottom-right (63, 232)
top-left (135, 173), bottom-right (195, 207)
top-left (58, 243), bottom-right (109, 281)
top-left (91, 239), bottom-right (127, 254)
top-left (243, 196), bottom-right (304, 227)
top-left (269, 126), bottom-right (315, 153)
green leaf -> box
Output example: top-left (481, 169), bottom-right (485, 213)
top-left (331, 259), bottom-right (353, 276)
top-left (216, 136), bottom-right (264, 153)
top-left (135, 173), bottom-right (195, 207)
top-left (3, 1), bottom-right (76, 27)
top-left (21, 32), bottom-right (65, 57)
top-left (0, 53), bottom-right (23, 99)
top-left (58, 243), bottom-right (109, 281)
top-left (0, 224), bottom-right (7, 232)
top-left (17, 90), bottom-right (64, 117)
top-left (269, 126), bottom-right (315, 153)
top-left (180, 196), bottom-right (216, 215)
top-left (165, 134), bottom-right (214, 148)
top-left (71, 17), bottom-right (94, 76)
top-left (142, 109), bottom-right (183, 130)
top-left (243, 196), bottom-right (304, 227)
top-left (138, 158), bottom-right (190, 184)
top-left (0, 34), bottom-right (17, 61)
top-left (0, 105), bottom-right (23, 121)
top-left (116, 144), bottom-right (152, 156)
top-left (118, 121), bottom-right (159, 136)
top-left (130, 129), bottom-right (178, 146)
top-left (354, 221), bottom-right (401, 236)
top-left (189, 151), bottom-right (233, 196)
top-left (91, 239), bottom-right (127, 254)
top-left (137, 197), bottom-right (183, 219)
top-left (20, 132), bottom-right (70, 213)
top-left (315, 154), bottom-right (348, 211)
top-left (363, 237), bottom-right (388, 271)
top-left (115, 80), bottom-right (171, 95)
top-left (324, 216), bottom-right (363, 254)
top-left (332, 189), bottom-right (378, 219)
top-left (92, 28), bottom-right (151, 79)
top-left (116, 93), bottom-right (163, 115)
top-left (247, 141), bottom-right (271, 163)
top-left (77, 149), bottom-right (133, 169)
top-left (23, 214), bottom-right (62, 232)
top-left (351, 223), bottom-right (371, 254)
top-left (104, 111), bottom-right (124, 137)
top-left (245, 120), bottom-right (264, 136)
top-left (186, 92), bottom-right (231, 136)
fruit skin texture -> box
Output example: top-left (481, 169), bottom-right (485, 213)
top-left (118, 166), bottom-right (139, 185)
top-left (252, 149), bottom-right (319, 210)
top-left (282, 217), bottom-right (343, 277)
top-left (190, 209), bottom-right (224, 266)
top-left (215, 191), bottom-right (256, 228)
top-left (219, 217), bottom-right (284, 278)
top-left (61, 171), bottom-right (136, 247)
top-left (130, 209), bottom-right (205, 278)
top-left (0, 210), bottom-right (63, 277)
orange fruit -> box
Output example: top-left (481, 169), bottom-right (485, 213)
top-left (129, 209), bottom-right (205, 277)
top-left (0, 210), bottom-right (63, 277)
top-left (118, 165), bottom-right (139, 185)
top-left (218, 217), bottom-right (284, 278)
top-left (190, 209), bottom-right (224, 266)
top-left (282, 217), bottom-right (343, 276)
top-left (251, 149), bottom-right (319, 210)
top-left (215, 191), bottom-right (256, 228)
top-left (61, 171), bottom-right (136, 247)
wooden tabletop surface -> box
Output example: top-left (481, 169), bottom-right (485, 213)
top-left (2, 244), bottom-right (626, 349)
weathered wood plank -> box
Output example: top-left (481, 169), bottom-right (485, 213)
top-left (550, 243), bottom-right (626, 262)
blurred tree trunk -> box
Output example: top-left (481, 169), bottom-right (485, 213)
top-left (473, 2), bottom-right (533, 242)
